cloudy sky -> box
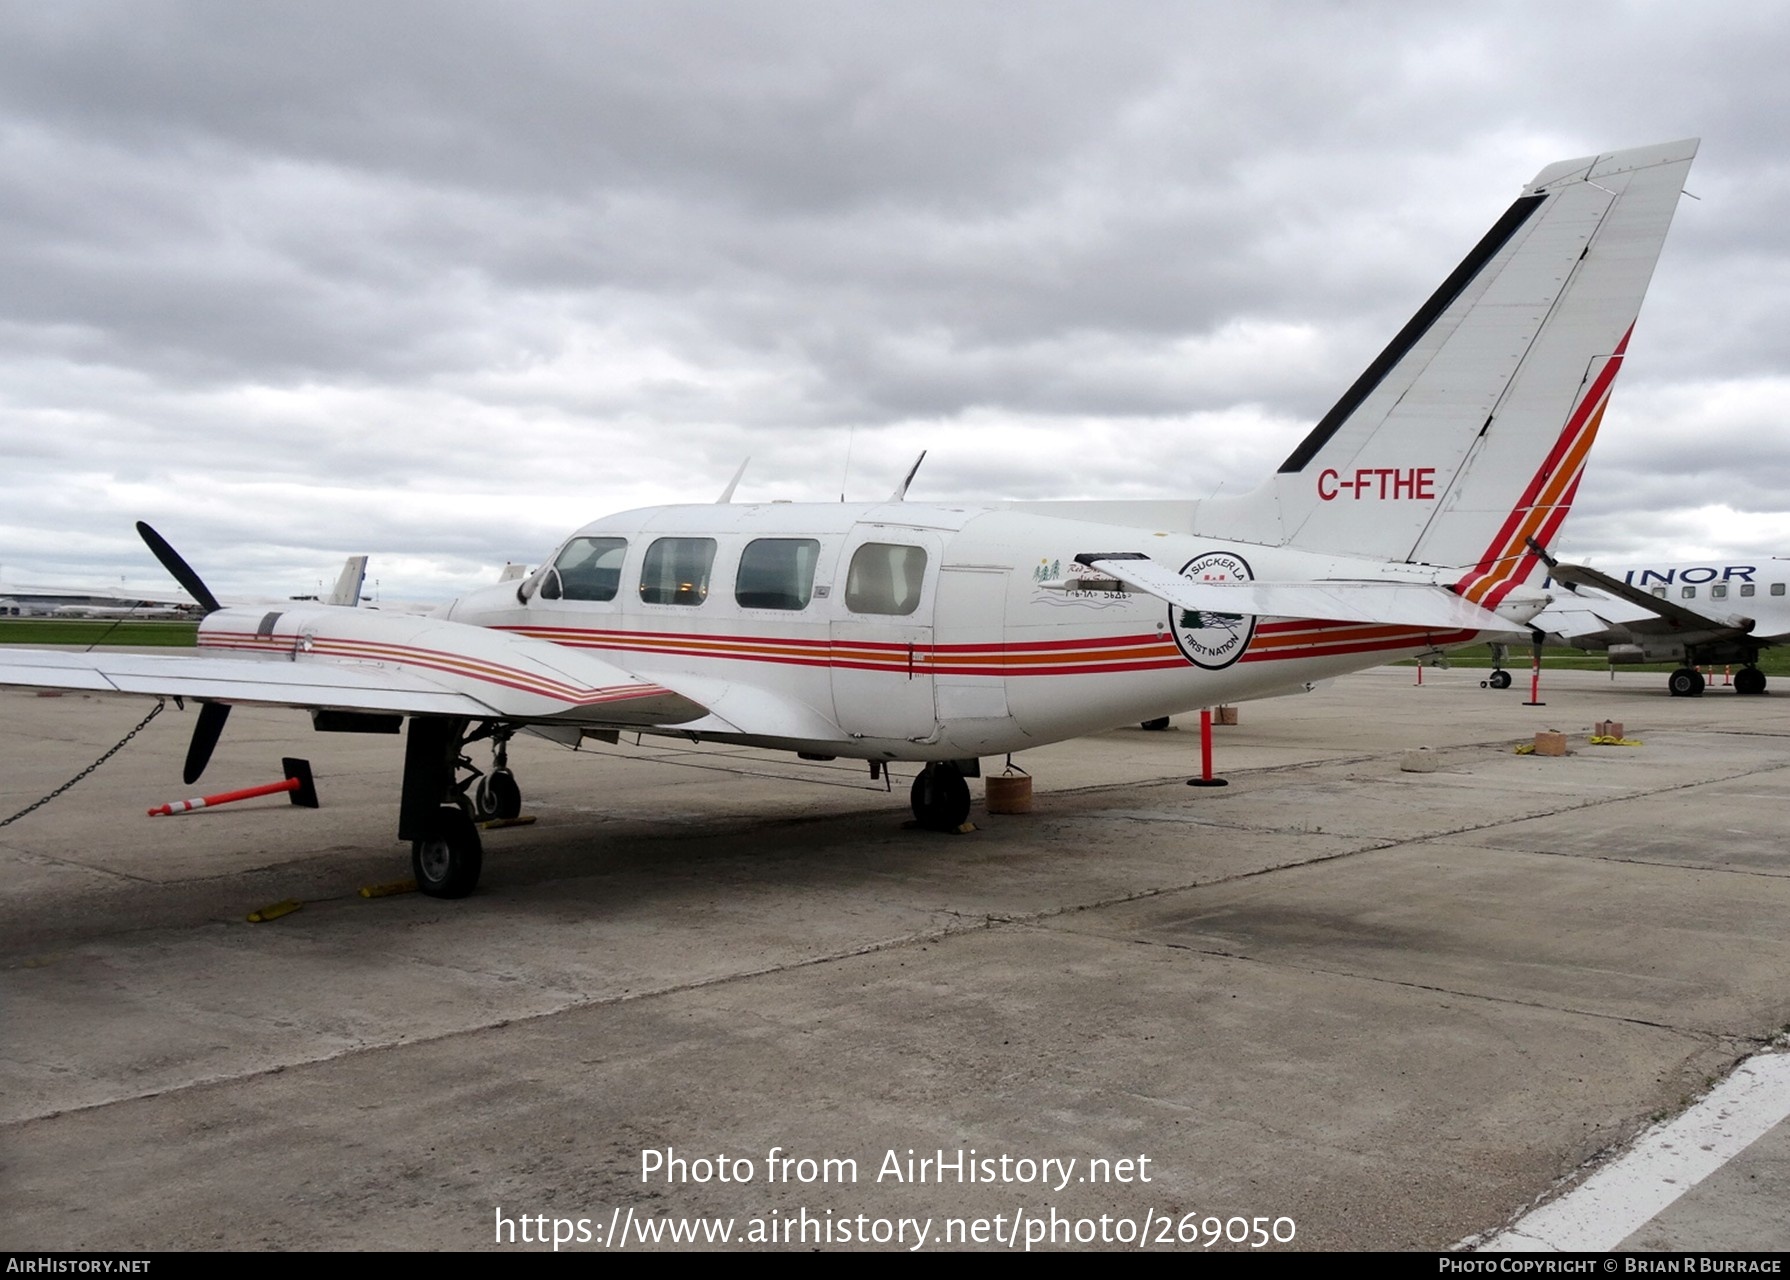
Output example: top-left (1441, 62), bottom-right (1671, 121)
top-left (1, 1), bottom-right (1785, 602)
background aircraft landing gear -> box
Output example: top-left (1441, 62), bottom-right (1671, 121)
top-left (1481, 642), bottom-right (1512, 689)
top-left (1735, 666), bottom-right (1768, 696)
top-left (910, 763), bottom-right (971, 831)
top-left (411, 804), bottom-right (483, 899)
top-left (1140, 716), bottom-right (1171, 730)
top-left (1668, 667), bottom-right (1706, 697)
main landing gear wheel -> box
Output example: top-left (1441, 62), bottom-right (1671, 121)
top-left (910, 764), bottom-right (971, 832)
top-left (1735, 667), bottom-right (1768, 696)
top-left (1140, 716), bottom-right (1172, 731)
top-left (1668, 668), bottom-right (1706, 698)
top-left (474, 769), bottom-right (523, 821)
top-left (412, 804), bottom-right (483, 898)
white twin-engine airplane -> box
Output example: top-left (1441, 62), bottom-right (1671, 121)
top-left (0, 139), bottom-right (1698, 897)
top-left (1527, 556), bottom-right (1790, 697)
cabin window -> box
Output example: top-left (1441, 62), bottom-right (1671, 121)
top-left (1712, 584), bottom-right (1728, 600)
top-left (541, 537), bottom-right (627, 601)
top-left (640, 538), bottom-right (716, 606)
top-left (845, 542), bottom-right (927, 616)
top-left (1682, 586), bottom-right (1697, 599)
top-left (1774, 583), bottom-right (1787, 597)
top-left (1741, 584), bottom-right (1756, 597)
top-left (735, 538), bottom-right (820, 610)
top-left (1651, 587), bottom-right (1667, 598)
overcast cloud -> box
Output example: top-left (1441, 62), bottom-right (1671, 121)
top-left (1, 1), bottom-right (1785, 601)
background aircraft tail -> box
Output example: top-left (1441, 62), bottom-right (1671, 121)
top-left (325, 555), bottom-right (369, 607)
top-left (1193, 139), bottom-right (1697, 606)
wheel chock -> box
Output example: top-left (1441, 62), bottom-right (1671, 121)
top-left (359, 879), bottom-right (418, 899)
top-left (246, 899), bottom-right (302, 923)
top-left (477, 815), bottom-right (537, 830)
top-left (149, 758), bottom-right (319, 816)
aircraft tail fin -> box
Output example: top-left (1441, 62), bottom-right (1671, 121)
top-left (325, 555), bottom-right (368, 607)
top-left (1198, 139), bottom-right (1697, 606)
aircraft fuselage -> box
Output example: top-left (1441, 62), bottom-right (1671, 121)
top-left (407, 501), bottom-right (1515, 761)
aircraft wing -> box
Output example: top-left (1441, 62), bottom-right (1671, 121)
top-left (0, 648), bottom-right (495, 717)
top-left (0, 606), bottom-right (710, 729)
top-left (1549, 562), bottom-right (1754, 638)
top-left (1068, 554), bottom-right (1517, 631)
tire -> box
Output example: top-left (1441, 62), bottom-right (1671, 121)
top-left (910, 766), bottom-right (971, 831)
top-left (1140, 716), bottom-right (1172, 731)
top-left (487, 769), bottom-right (522, 820)
top-left (1668, 668), bottom-right (1702, 698)
top-left (411, 805), bottom-right (483, 898)
top-left (1735, 667), bottom-right (1767, 696)
top-left (1489, 670), bottom-right (1513, 690)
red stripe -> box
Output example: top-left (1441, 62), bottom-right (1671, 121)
top-left (1454, 326), bottom-right (1632, 598)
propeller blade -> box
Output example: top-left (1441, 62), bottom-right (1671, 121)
top-left (135, 521), bottom-right (222, 614)
top-left (184, 702), bottom-right (231, 785)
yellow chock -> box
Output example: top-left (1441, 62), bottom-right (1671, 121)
top-left (478, 815), bottom-right (537, 830)
top-left (359, 879), bottom-right (418, 899)
top-left (1589, 735), bottom-right (1644, 747)
top-left (1513, 743), bottom-right (1536, 755)
top-left (247, 899), bottom-right (302, 923)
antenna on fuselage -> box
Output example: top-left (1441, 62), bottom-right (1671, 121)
top-left (889, 450), bottom-right (927, 502)
top-left (841, 426), bottom-right (858, 502)
top-left (716, 457), bottom-right (750, 503)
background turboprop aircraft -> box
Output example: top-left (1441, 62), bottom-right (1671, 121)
top-left (0, 139), bottom-right (1699, 899)
top-left (0, 556), bottom-right (368, 619)
top-left (1529, 558), bottom-right (1790, 696)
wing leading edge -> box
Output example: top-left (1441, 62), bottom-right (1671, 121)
top-left (0, 605), bottom-right (710, 729)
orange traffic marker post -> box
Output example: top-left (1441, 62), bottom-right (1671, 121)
top-left (1187, 708), bottom-right (1229, 788)
top-left (1523, 650), bottom-right (1546, 707)
top-left (149, 758), bottom-right (319, 817)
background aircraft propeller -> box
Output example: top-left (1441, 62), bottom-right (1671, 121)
top-left (136, 521), bottom-right (230, 783)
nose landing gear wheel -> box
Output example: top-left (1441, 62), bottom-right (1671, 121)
top-left (1140, 716), bottom-right (1171, 731)
top-left (475, 769), bottom-right (522, 820)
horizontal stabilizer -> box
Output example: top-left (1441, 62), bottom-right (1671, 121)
top-left (1070, 554), bottom-right (1516, 631)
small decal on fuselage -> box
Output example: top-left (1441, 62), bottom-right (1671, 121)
top-left (1171, 552), bottom-right (1254, 669)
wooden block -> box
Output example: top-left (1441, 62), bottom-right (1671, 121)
top-left (1532, 730), bottom-right (1568, 756)
top-left (1214, 705), bottom-right (1239, 725)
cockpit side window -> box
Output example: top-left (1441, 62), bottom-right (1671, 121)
top-left (736, 538), bottom-right (820, 610)
top-left (640, 537), bottom-right (717, 606)
top-left (540, 537), bottom-right (627, 601)
top-left (844, 543), bottom-right (927, 616)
